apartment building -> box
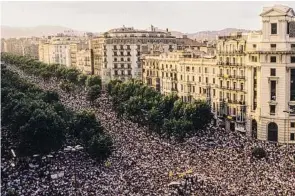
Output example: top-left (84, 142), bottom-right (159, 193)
top-left (90, 26), bottom-right (177, 85)
top-left (246, 5), bottom-right (295, 143)
top-left (38, 35), bottom-right (89, 67)
top-left (216, 32), bottom-right (248, 133)
top-left (76, 49), bottom-right (93, 74)
top-left (143, 4), bottom-right (295, 143)
top-left (2, 37), bottom-right (39, 59)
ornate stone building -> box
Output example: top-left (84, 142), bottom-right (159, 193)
top-left (90, 26), bottom-right (177, 85)
top-left (143, 4), bottom-right (295, 144)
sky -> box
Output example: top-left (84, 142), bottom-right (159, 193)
top-left (2, 1), bottom-right (295, 33)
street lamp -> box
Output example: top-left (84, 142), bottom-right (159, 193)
top-left (64, 145), bottom-right (84, 196)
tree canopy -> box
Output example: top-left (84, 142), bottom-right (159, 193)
top-left (108, 79), bottom-right (213, 141)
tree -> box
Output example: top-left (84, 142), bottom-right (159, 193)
top-left (40, 69), bottom-right (53, 81)
top-left (86, 75), bottom-right (101, 87)
top-left (42, 91), bottom-right (59, 103)
top-left (252, 147), bottom-right (267, 159)
top-left (70, 110), bottom-right (103, 144)
top-left (78, 74), bottom-right (88, 86)
top-left (88, 133), bottom-right (113, 161)
top-left (18, 108), bottom-right (65, 156)
top-left (59, 81), bottom-right (75, 93)
top-left (65, 68), bottom-right (80, 84)
top-left (86, 85), bottom-right (101, 103)
top-left (7, 189), bottom-right (19, 196)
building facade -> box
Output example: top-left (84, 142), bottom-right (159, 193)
top-left (90, 26), bottom-right (178, 85)
top-left (38, 36), bottom-right (89, 67)
top-left (143, 5), bottom-right (295, 144)
top-left (2, 37), bottom-right (39, 59)
top-left (76, 49), bottom-right (93, 74)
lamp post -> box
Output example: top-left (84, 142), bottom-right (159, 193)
top-left (64, 145), bottom-right (84, 196)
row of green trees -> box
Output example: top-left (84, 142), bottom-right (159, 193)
top-left (1, 53), bottom-right (102, 102)
top-left (108, 80), bottom-right (213, 141)
top-left (1, 66), bottom-right (112, 160)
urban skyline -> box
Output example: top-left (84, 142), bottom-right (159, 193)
top-left (2, 1), bottom-right (295, 33)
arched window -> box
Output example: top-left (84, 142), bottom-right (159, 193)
top-left (268, 122), bottom-right (278, 142)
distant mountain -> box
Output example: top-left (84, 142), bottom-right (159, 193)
top-left (1, 25), bottom-right (251, 41)
top-left (186, 28), bottom-right (251, 41)
top-left (150, 27), bottom-right (251, 41)
top-left (1, 25), bottom-right (86, 38)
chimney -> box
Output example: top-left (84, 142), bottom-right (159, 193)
top-left (166, 28), bottom-right (169, 32)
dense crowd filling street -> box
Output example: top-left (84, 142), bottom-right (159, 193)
top-left (2, 64), bottom-right (295, 196)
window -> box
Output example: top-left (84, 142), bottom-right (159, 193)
top-left (270, 105), bottom-right (276, 114)
top-left (253, 44), bottom-right (257, 48)
top-left (192, 76), bottom-right (195, 81)
top-left (199, 87), bottom-right (202, 94)
top-left (241, 83), bottom-right (244, 91)
top-left (199, 77), bottom-right (201, 82)
top-left (291, 56), bottom-right (295, 63)
top-left (291, 69), bottom-right (295, 101)
top-left (270, 56), bottom-right (276, 63)
top-left (205, 67), bottom-right (208, 73)
top-left (114, 70), bottom-right (118, 75)
top-left (128, 70), bottom-right (131, 75)
top-left (290, 133), bottom-right (295, 141)
top-left (271, 44), bottom-right (276, 50)
top-left (270, 68), bottom-right (276, 76)
top-left (291, 122), bottom-right (295, 128)
top-left (121, 64), bottom-right (124, 68)
top-left (213, 89), bottom-right (216, 97)
top-left (213, 78), bottom-right (215, 84)
top-left (213, 68), bottom-right (215, 74)
top-left (120, 51), bottom-right (124, 56)
top-left (270, 81), bottom-right (276, 100)
top-left (271, 23), bottom-right (277, 34)
top-left (291, 44), bottom-right (295, 50)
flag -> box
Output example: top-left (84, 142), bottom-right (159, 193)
top-left (186, 169), bottom-right (193, 174)
top-left (105, 161), bottom-right (111, 167)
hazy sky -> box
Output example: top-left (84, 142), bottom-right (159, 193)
top-left (2, 1), bottom-right (295, 33)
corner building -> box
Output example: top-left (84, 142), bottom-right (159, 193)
top-left (142, 5), bottom-right (295, 143)
top-left (90, 27), bottom-right (177, 85)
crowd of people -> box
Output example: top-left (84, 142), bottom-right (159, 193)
top-left (2, 64), bottom-right (295, 196)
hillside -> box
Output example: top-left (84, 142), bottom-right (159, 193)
top-left (1, 25), bottom-right (250, 41)
top-left (0, 25), bottom-right (85, 38)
